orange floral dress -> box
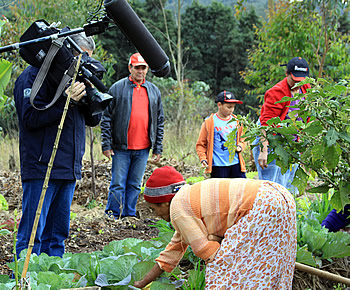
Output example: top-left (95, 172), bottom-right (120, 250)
top-left (205, 181), bottom-right (297, 289)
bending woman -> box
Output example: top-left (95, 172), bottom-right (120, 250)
top-left (134, 166), bottom-right (297, 289)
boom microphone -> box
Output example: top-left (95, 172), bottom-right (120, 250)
top-left (104, 0), bottom-right (170, 77)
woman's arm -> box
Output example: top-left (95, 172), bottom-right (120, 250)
top-left (134, 263), bottom-right (164, 289)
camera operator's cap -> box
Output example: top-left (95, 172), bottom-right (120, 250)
top-left (144, 166), bottom-right (186, 203)
top-left (215, 90), bottom-right (243, 104)
top-left (129, 53), bottom-right (148, 67)
top-left (287, 57), bottom-right (309, 81)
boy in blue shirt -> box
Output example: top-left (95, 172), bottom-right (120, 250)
top-left (196, 91), bottom-right (247, 178)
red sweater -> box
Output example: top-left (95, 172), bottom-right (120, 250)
top-left (260, 77), bottom-right (311, 126)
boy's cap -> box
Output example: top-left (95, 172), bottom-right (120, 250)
top-left (129, 53), bottom-right (148, 67)
top-left (287, 57), bottom-right (309, 81)
top-left (215, 91), bottom-right (243, 104)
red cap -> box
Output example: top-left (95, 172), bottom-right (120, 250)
top-left (144, 166), bottom-right (186, 203)
top-left (129, 53), bottom-right (148, 66)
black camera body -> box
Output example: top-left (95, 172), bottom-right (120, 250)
top-left (76, 53), bottom-right (113, 115)
top-left (19, 19), bottom-right (112, 115)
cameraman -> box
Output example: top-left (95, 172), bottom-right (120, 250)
top-left (14, 32), bottom-right (100, 258)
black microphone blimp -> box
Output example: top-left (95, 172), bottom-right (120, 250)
top-left (104, 0), bottom-right (170, 77)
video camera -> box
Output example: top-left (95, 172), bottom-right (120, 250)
top-left (75, 52), bottom-right (112, 116)
top-left (18, 20), bottom-right (113, 115)
top-left (0, 0), bottom-right (171, 113)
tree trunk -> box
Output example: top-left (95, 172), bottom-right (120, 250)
top-left (159, 0), bottom-right (184, 137)
top-left (175, 0), bottom-right (184, 137)
top-left (268, 0), bottom-right (274, 18)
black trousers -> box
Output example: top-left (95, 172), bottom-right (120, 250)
top-left (210, 163), bottom-right (246, 178)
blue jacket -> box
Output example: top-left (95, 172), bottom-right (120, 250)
top-left (14, 66), bottom-right (101, 181)
top-left (100, 76), bottom-right (164, 154)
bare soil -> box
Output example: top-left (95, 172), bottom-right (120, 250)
top-left (0, 158), bottom-right (201, 278)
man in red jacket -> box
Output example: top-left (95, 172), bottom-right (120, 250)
top-left (252, 57), bottom-right (311, 192)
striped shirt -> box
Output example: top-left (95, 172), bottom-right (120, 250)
top-left (155, 178), bottom-right (264, 272)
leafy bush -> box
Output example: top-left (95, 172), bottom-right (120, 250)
top-left (295, 195), bottom-right (350, 267)
top-left (233, 78), bottom-right (350, 211)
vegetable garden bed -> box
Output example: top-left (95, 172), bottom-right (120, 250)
top-left (1, 160), bottom-right (350, 289)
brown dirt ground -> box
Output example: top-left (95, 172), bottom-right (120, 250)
top-left (0, 159), bottom-right (201, 278)
top-left (1, 159), bottom-right (350, 289)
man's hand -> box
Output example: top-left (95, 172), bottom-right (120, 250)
top-left (152, 154), bottom-right (161, 163)
top-left (103, 149), bottom-right (114, 160)
top-left (65, 81), bottom-right (86, 102)
top-left (258, 146), bottom-right (268, 169)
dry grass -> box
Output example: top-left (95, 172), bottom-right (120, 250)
top-left (0, 134), bottom-right (20, 171)
top-left (0, 123), bottom-right (204, 171)
top-left (162, 122), bottom-right (202, 166)
top-left (0, 122), bottom-right (258, 172)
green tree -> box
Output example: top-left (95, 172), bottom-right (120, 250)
top-left (0, 17), bottom-right (16, 135)
top-left (182, 1), bottom-right (260, 115)
top-left (182, 1), bottom-right (238, 94)
top-left (0, 19), bottom-right (12, 102)
top-left (232, 7), bottom-right (261, 115)
top-left (243, 0), bottom-right (350, 101)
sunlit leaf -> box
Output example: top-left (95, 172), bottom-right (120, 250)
top-left (291, 167), bottom-right (308, 194)
top-left (302, 121), bottom-right (323, 135)
top-left (325, 127), bottom-right (338, 146)
top-left (296, 246), bottom-right (318, 267)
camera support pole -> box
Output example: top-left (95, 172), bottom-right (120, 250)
top-left (295, 262), bottom-right (350, 286)
top-left (20, 54), bottom-right (83, 284)
top-left (0, 28), bottom-right (85, 53)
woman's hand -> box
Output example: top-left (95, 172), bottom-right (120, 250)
top-left (208, 234), bottom-right (223, 243)
top-left (134, 263), bottom-right (164, 289)
top-left (134, 280), bottom-right (148, 289)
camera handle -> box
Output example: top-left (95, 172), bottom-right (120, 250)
top-left (29, 36), bottom-right (78, 110)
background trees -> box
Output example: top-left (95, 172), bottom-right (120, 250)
top-left (234, 0), bottom-right (350, 211)
top-left (0, 0), bottom-right (350, 152)
top-left (181, 1), bottom-right (260, 100)
top-left (243, 0), bottom-right (350, 105)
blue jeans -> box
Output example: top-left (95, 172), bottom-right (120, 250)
top-left (252, 136), bottom-right (298, 194)
top-left (105, 148), bottom-right (150, 218)
top-left (16, 179), bottom-right (75, 258)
